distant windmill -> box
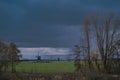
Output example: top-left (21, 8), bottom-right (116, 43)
top-left (36, 52), bottom-right (41, 62)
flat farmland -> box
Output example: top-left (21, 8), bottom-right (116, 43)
top-left (15, 61), bottom-right (75, 73)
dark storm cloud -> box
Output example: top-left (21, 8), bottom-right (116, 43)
top-left (0, 0), bottom-right (120, 47)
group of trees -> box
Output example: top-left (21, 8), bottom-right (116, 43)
top-left (0, 42), bottom-right (21, 73)
top-left (74, 13), bottom-right (120, 73)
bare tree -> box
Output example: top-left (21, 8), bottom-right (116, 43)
top-left (83, 17), bottom-right (92, 69)
top-left (74, 45), bottom-right (81, 72)
top-left (8, 42), bottom-right (21, 73)
top-left (0, 42), bottom-right (9, 72)
top-left (91, 13), bottom-right (120, 72)
top-left (74, 39), bottom-right (88, 72)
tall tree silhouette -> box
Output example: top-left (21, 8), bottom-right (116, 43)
top-left (81, 13), bottom-right (120, 72)
top-left (0, 42), bottom-right (9, 72)
top-left (8, 42), bottom-right (21, 73)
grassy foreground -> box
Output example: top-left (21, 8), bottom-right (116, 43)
top-left (15, 61), bottom-right (75, 73)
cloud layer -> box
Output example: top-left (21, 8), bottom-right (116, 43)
top-left (0, 0), bottom-right (120, 47)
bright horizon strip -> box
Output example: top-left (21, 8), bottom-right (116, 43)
top-left (18, 47), bottom-right (72, 59)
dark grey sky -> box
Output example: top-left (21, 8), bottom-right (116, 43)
top-left (0, 0), bottom-right (120, 48)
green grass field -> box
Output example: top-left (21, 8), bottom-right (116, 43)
top-left (15, 61), bottom-right (75, 73)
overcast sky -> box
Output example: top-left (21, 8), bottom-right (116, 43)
top-left (0, 0), bottom-right (120, 48)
